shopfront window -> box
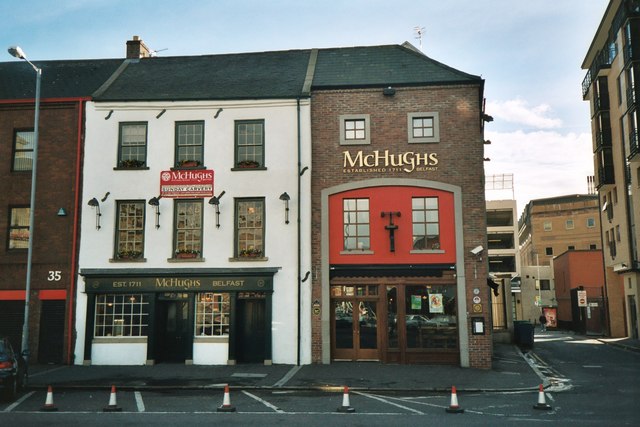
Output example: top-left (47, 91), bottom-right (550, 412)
top-left (94, 294), bottom-right (149, 337)
top-left (195, 293), bottom-right (230, 336)
top-left (404, 285), bottom-right (457, 349)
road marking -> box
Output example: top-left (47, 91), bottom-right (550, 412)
top-left (242, 390), bottom-right (285, 413)
top-left (135, 391), bottom-right (145, 412)
top-left (231, 373), bottom-right (267, 378)
top-left (355, 391), bottom-right (424, 414)
top-left (272, 365), bottom-right (302, 387)
top-left (3, 391), bottom-right (35, 412)
top-left (582, 365), bottom-right (602, 368)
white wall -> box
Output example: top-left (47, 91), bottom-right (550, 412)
top-left (75, 99), bottom-right (312, 365)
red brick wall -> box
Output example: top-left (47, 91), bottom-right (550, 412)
top-left (310, 86), bottom-right (491, 368)
top-left (0, 101), bottom-right (82, 362)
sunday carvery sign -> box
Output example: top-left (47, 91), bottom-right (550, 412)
top-left (160, 169), bottom-right (214, 198)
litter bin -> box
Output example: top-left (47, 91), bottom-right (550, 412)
top-left (513, 321), bottom-right (534, 349)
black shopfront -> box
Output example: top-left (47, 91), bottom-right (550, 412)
top-left (80, 268), bottom-right (278, 365)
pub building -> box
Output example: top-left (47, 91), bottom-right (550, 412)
top-left (74, 40), bottom-right (312, 366)
top-left (309, 44), bottom-right (493, 368)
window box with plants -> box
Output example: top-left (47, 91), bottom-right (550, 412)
top-left (236, 160), bottom-right (260, 169)
top-left (119, 159), bottom-right (145, 168)
top-left (239, 248), bottom-right (263, 258)
top-left (116, 250), bottom-right (143, 260)
top-left (175, 249), bottom-right (201, 259)
top-left (177, 160), bottom-right (201, 168)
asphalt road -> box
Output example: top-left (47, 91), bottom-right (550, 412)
top-left (1, 332), bottom-right (638, 426)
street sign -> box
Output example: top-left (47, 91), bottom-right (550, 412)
top-left (577, 290), bottom-right (587, 307)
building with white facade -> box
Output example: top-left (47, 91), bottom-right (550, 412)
top-left (75, 40), bottom-right (312, 365)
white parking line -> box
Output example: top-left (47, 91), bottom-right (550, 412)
top-left (355, 391), bottom-right (424, 414)
top-left (135, 391), bottom-right (145, 412)
top-left (242, 390), bottom-right (285, 413)
top-left (2, 391), bottom-right (35, 412)
top-left (272, 365), bottom-right (302, 387)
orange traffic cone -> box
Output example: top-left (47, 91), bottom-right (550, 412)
top-left (533, 384), bottom-right (552, 410)
top-left (445, 385), bottom-right (464, 413)
top-left (103, 385), bottom-right (122, 412)
top-left (336, 385), bottom-right (355, 413)
top-left (40, 385), bottom-right (58, 412)
top-left (217, 385), bottom-right (236, 412)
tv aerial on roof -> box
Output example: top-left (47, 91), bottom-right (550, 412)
top-left (150, 48), bottom-right (168, 57)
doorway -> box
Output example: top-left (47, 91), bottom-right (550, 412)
top-left (155, 296), bottom-right (191, 363)
top-left (331, 285), bottom-right (380, 361)
top-left (235, 296), bottom-right (266, 363)
top-left (38, 300), bottom-right (65, 364)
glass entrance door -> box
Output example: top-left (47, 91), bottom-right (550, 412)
top-left (331, 285), bottom-right (380, 361)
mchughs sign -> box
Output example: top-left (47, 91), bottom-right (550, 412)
top-left (85, 275), bottom-right (272, 293)
top-left (343, 150), bottom-right (438, 173)
top-left (160, 169), bottom-right (214, 198)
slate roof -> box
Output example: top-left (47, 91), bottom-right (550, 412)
top-left (94, 50), bottom-right (312, 101)
top-left (0, 59), bottom-right (122, 100)
top-left (312, 43), bottom-right (482, 89)
top-left (0, 43), bottom-right (482, 102)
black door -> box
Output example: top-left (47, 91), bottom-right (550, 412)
top-left (236, 299), bottom-right (265, 363)
top-left (38, 300), bottom-right (65, 364)
top-left (155, 300), bottom-right (190, 363)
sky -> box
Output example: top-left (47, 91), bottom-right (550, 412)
top-left (1, 0), bottom-right (610, 214)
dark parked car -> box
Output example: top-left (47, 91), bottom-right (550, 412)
top-left (0, 337), bottom-right (28, 400)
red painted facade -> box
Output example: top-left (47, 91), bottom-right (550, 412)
top-left (328, 187), bottom-right (456, 265)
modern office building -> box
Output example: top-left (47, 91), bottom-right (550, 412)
top-left (582, 0), bottom-right (640, 338)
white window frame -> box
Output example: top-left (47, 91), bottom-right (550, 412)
top-left (195, 293), bottom-right (230, 336)
top-left (94, 294), bottom-right (149, 337)
top-left (408, 112), bottom-right (440, 143)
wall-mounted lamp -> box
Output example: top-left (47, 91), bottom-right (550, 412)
top-left (148, 196), bottom-right (161, 229)
top-left (87, 198), bottom-right (101, 229)
top-left (208, 190), bottom-right (226, 228)
top-left (57, 208), bottom-right (67, 217)
top-left (279, 192), bottom-right (290, 224)
top-left (383, 86), bottom-right (396, 96)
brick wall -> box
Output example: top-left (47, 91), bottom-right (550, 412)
top-left (0, 101), bottom-right (82, 362)
top-left (310, 86), bottom-right (492, 368)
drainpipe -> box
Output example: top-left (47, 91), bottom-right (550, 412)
top-left (67, 99), bottom-right (86, 364)
top-left (296, 98), bottom-right (302, 366)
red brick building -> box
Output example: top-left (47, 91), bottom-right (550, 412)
top-left (554, 250), bottom-right (607, 335)
top-left (309, 44), bottom-right (492, 368)
top-left (0, 58), bottom-right (121, 363)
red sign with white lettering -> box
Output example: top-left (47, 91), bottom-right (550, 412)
top-left (160, 170), bottom-right (214, 198)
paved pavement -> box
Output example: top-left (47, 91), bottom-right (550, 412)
top-left (26, 331), bottom-right (639, 394)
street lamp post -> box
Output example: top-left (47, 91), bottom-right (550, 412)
top-left (8, 46), bottom-right (41, 364)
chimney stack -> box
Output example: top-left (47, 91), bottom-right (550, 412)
top-left (126, 35), bottom-right (151, 59)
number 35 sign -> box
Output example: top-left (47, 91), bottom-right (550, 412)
top-left (47, 271), bottom-right (62, 281)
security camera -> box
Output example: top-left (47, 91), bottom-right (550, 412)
top-left (470, 245), bottom-right (484, 256)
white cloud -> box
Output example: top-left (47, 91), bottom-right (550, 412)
top-left (486, 99), bottom-right (563, 129)
top-left (484, 129), bottom-right (594, 212)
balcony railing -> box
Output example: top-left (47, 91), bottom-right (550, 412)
top-left (582, 46), bottom-right (615, 99)
top-left (629, 130), bottom-right (640, 162)
top-left (597, 165), bottom-right (615, 189)
top-left (595, 129), bottom-right (613, 151)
